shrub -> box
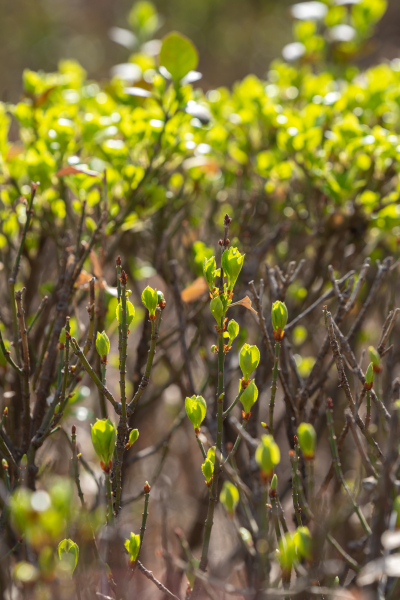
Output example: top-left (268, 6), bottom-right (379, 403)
top-left (1, 1), bottom-right (400, 598)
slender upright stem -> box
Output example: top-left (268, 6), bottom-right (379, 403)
top-left (128, 311), bottom-right (162, 413)
top-left (15, 289), bottom-right (31, 449)
top-left (290, 451), bottom-right (303, 527)
top-left (71, 425), bottom-right (85, 507)
top-left (306, 459), bottom-right (314, 509)
top-left (115, 270), bottom-right (129, 514)
top-left (9, 182), bottom-right (39, 364)
top-left (326, 401), bottom-right (371, 535)
top-left (59, 318), bottom-right (71, 411)
top-left (99, 363), bottom-right (108, 418)
top-left (69, 337), bottom-right (119, 412)
top-left (83, 278), bottom-right (95, 356)
top-left (0, 329), bottom-right (22, 374)
top-left (222, 388), bottom-right (245, 418)
top-left (8, 283), bottom-right (20, 364)
top-left (32, 316), bottom-right (54, 389)
top-left (139, 484), bottom-right (151, 550)
top-left (269, 341), bottom-right (281, 436)
top-left (225, 420), bottom-right (248, 464)
top-left (105, 472), bottom-right (114, 526)
top-left (196, 436), bottom-right (207, 460)
top-left (365, 389), bottom-right (371, 429)
top-left (27, 295), bottom-right (48, 335)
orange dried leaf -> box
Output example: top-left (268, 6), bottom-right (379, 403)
top-left (89, 250), bottom-right (103, 279)
top-left (236, 296), bottom-right (257, 315)
top-left (56, 166), bottom-right (102, 178)
top-left (181, 277), bottom-right (209, 303)
top-left (74, 270), bottom-right (93, 288)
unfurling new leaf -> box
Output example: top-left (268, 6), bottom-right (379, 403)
top-left (220, 481), bottom-right (239, 514)
top-left (203, 256), bottom-right (220, 291)
top-left (210, 296), bottom-right (224, 324)
top-left (141, 286), bottom-right (158, 317)
top-left (58, 539), bottom-right (79, 575)
top-left (239, 344), bottom-right (260, 381)
top-left (221, 246), bottom-right (244, 291)
top-left (124, 532), bottom-right (141, 562)
top-left (201, 458), bottom-right (214, 483)
top-left (255, 434), bottom-right (280, 477)
top-left (227, 319), bottom-right (239, 344)
top-left (240, 380), bottom-right (258, 414)
top-left (293, 526), bottom-right (312, 560)
top-left (91, 418), bottom-right (117, 465)
top-left (185, 395), bottom-right (207, 430)
top-left (116, 300), bottom-right (135, 326)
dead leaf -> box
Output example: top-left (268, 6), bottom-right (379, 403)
top-left (56, 165), bottom-right (102, 178)
top-left (234, 296), bottom-right (258, 315)
top-left (181, 277), bottom-right (209, 303)
top-left (89, 250), bottom-right (103, 279)
top-left (74, 270), bottom-right (94, 288)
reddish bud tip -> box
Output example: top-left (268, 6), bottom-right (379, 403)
top-left (218, 239), bottom-right (223, 246)
top-left (116, 255), bottom-right (121, 266)
top-left (72, 424), bottom-right (76, 434)
top-left (293, 435), bottom-right (298, 445)
top-left (144, 481), bottom-right (151, 494)
top-left (224, 213), bottom-right (232, 226)
top-left (174, 527), bottom-right (183, 538)
top-left (327, 398), bottom-right (334, 410)
top-left (120, 270), bottom-right (128, 286)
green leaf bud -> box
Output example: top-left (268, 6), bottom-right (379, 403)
top-left (297, 423), bottom-right (317, 460)
top-left (58, 539), bottom-right (79, 575)
top-left (278, 532), bottom-right (297, 573)
top-left (368, 346), bottom-right (380, 368)
top-left (227, 319), bottom-right (239, 344)
top-left (293, 526), bottom-right (312, 560)
top-left (210, 296), bottom-right (224, 323)
top-left (59, 328), bottom-right (66, 345)
top-left (239, 344), bottom-right (260, 380)
top-left (124, 532), bottom-right (140, 562)
top-left (157, 290), bottom-right (165, 303)
top-left (270, 473), bottom-right (278, 491)
top-left (129, 429), bottom-right (139, 446)
top-left (255, 434), bottom-right (280, 477)
top-left (90, 418), bottom-right (117, 465)
top-left (220, 481), bottom-right (239, 515)
top-left (240, 380), bottom-right (258, 414)
top-left (96, 331), bottom-right (110, 357)
top-left (221, 246), bottom-right (245, 291)
top-left (365, 362), bottom-right (375, 386)
top-left (201, 458), bottom-right (214, 483)
top-left (211, 345), bottom-right (218, 353)
top-left (141, 286), bottom-right (158, 317)
top-left (271, 301), bottom-right (288, 336)
top-left (185, 395), bottom-right (207, 430)
top-left (116, 300), bottom-right (135, 326)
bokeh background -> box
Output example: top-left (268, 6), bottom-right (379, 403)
top-left (2, 0), bottom-right (400, 101)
